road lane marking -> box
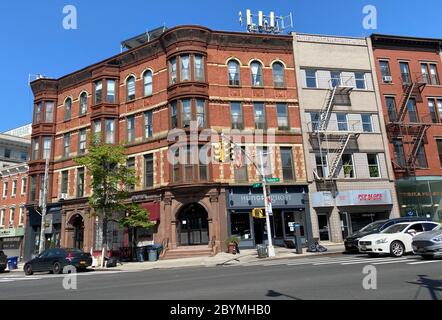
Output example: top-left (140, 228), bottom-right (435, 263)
top-left (407, 260), bottom-right (442, 265)
top-left (370, 259), bottom-right (409, 265)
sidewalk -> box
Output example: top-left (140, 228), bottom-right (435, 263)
top-left (108, 243), bottom-right (345, 272)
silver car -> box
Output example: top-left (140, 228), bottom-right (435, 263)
top-left (412, 224), bottom-right (442, 259)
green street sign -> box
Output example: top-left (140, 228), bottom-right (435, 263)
top-left (266, 178), bottom-right (280, 183)
top-left (252, 183), bottom-right (262, 188)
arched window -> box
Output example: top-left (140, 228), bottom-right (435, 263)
top-left (79, 92), bottom-right (88, 115)
top-left (250, 61), bottom-right (263, 87)
top-left (272, 62), bottom-right (285, 88)
top-left (143, 70), bottom-right (153, 96)
top-left (227, 60), bottom-right (240, 86)
top-left (126, 76), bottom-right (136, 101)
top-left (64, 98), bottom-right (72, 121)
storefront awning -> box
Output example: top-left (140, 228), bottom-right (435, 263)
top-left (141, 202), bottom-right (160, 222)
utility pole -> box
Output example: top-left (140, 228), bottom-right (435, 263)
top-left (259, 151), bottom-right (275, 257)
top-left (38, 157), bottom-right (49, 254)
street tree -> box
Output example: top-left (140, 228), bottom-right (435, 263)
top-left (75, 136), bottom-right (149, 267)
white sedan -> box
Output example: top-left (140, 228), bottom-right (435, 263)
top-left (358, 221), bottom-right (440, 257)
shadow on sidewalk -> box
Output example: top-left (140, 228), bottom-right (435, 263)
top-left (266, 289), bottom-right (302, 300)
top-left (408, 274), bottom-right (442, 300)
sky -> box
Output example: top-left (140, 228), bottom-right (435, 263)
top-left (1, 0), bottom-right (442, 132)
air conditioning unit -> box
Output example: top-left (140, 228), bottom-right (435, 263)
top-left (59, 193), bottom-right (68, 200)
top-left (383, 76), bottom-right (393, 83)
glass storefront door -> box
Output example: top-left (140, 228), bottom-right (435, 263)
top-left (318, 214), bottom-right (330, 241)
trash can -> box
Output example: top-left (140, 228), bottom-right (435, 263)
top-left (147, 247), bottom-right (158, 262)
top-left (256, 245), bottom-right (268, 258)
top-left (7, 256), bottom-right (18, 270)
top-left (136, 247), bottom-right (145, 262)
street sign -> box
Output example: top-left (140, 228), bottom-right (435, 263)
top-left (265, 178), bottom-right (280, 183)
top-left (407, 210), bottom-right (414, 217)
top-left (252, 183), bottom-right (262, 188)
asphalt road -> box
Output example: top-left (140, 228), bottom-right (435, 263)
top-left (0, 254), bottom-right (441, 300)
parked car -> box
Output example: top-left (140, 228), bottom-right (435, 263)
top-left (344, 217), bottom-right (433, 252)
top-left (0, 250), bottom-right (7, 272)
top-left (24, 248), bottom-right (92, 276)
top-left (412, 224), bottom-right (442, 260)
top-left (358, 221), bottom-right (439, 257)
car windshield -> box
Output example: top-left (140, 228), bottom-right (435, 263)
top-left (435, 224), bottom-right (442, 231)
top-left (381, 224), bottom-right (408, 234)
top-left (359, 221), bottom-right (386, 233)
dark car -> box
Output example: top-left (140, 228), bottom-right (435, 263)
top-left (24, 248), bottom-right (92, 275)
top-left (0, 250), bottom-right (7, 272)
top-left (344, 216), bottom-right (433, 252)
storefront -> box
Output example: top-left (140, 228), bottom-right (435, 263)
top-left (396, 177), bottom-right (442, 222)
top-left (24, 205), bottom-right (62, 261)
top-left (0, 227), bottom-right (25, 260)
top-left (227, 186), bottom-right (311, 248)
top-left (312, 189), bottom-right (394, 240)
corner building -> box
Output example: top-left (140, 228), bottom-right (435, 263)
top-left (26, 26), bottom-right (307, 259)
top-left (293, 34), bottom-right (400, 243)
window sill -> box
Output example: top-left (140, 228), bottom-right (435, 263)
top-left (228, 85), bottom-right (241, 88)
top-left (79, 113), bottom-right (87, 118)
top-left (251, 86), bottom-right (264, 89)
top-left (274, 86), bottom-right (287, 90)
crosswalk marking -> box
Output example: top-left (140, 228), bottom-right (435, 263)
top-left (371, 259), bottom-right (409, 265)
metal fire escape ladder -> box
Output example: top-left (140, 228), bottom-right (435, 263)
top-left (396, 82), bottom-right (415, 123)
top-left (319, 86), bottom-right (337, 131)
top-left (406, 124), bottom-right (430, 172)
top-left (327, 134), bottom-right (352, 179)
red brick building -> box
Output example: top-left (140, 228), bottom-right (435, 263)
top-left (25, 26), bottom-right (308, 260)
top-left (371, 34), bottom-right (442, 221)
top-left (0, 164), bottom-right (28, 259)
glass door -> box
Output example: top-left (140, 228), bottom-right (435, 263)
top-left (317, 214), bottom-right (330, 241)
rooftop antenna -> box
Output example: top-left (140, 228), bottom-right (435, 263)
top-left (239, 9), bottom-right (293, 34)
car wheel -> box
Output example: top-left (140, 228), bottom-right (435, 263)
top-left (52, 262), bottom-right (62, 275)
top-left (368, 253), bottom-right (379, 258)
top-left (24, 264), bottom-right (33, 276)
top-left (390, 241), bottom-right (405, 257)
top-left (421, 255), bottom-right (433, 260)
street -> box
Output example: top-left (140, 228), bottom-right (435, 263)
top-left (0, 254), bottom-right (441, 300)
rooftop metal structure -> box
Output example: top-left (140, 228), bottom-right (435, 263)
top-left (121, 26), bottom-right (168, 51)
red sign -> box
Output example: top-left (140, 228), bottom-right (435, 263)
top-left (357, 193), bottom-right (383, 201)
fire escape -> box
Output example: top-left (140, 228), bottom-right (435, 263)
top-left (386, 72), bottom-right (428, 175)
top-left (311, 77), bottom-right (359, 182)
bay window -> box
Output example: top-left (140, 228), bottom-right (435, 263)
top-left (171, 99), bottom-right (207, 129)
top-left (107, 79), bottom-right (116, 103)
top-left (180, 55), bottom-right (190, 81)
top-left (32, 138), bottom-right (39, 160)
top-left (172, 146), bottom-right (208, 183)
top-left (196, 99), bottom-right (205, 128)
top-left (194, 55), bottom-right (204, 81)
top-left (169, 57), bottom-right (177, 85)
top-left (94, 81), bottom-right (102, 104)
top-left (93, 120), bottom-right (102, 142)
top-left (34, 102), bottom-right (41, 124)
top-left (105, 119), bottom-right (115, 144)
top-left (44, 101), bottom-right (54, 123)
top-left (182, 99), bottom-right (191, 128)
top-left (43, 137), bottom-right (52, 160)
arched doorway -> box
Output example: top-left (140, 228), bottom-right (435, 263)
top-left (177, 203), bottom-right (209, 246)
top-left (71, 214), bottom-right (84, 250)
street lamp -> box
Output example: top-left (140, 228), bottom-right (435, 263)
top-left (220, 133), bottom-right (275, 257)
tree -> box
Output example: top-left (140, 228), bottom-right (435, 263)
top-left (119, 204), bottom-right (155, 259)
top-left (74, 136), bottom-right (148, 267)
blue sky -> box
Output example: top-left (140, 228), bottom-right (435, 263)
top-left (1, 0), bottom-right (441, 132)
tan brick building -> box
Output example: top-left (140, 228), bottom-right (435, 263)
top-left (25, 26), bottom-right (308, 260)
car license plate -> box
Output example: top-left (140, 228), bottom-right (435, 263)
top-left (80, 260), bottom-right (86, 265)
top-left (360, 245), bottom-right (366, 250)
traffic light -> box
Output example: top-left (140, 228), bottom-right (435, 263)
top-left (252, 208), bottom-right (265, 219)
top-left (213, 142), bottom-right (225, 162)
top-left (229, 143), bottom-right (236, 162)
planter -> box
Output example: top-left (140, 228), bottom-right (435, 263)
top-left (227, 243), bottom-right (237, 254)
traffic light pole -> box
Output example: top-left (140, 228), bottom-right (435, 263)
top-left (220, 133), bottom-right (276, 258)
top-left (259, 151), bottom-right (275, 257)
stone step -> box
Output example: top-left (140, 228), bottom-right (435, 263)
top-left (161, 246), bottom-right (213, 260)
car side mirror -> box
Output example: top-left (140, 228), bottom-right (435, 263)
top-left (407, 229), bottom-right (416, 235)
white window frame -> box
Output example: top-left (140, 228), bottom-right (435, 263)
top-left (19, 206), bottom-right (25, 226)
top-left (9, 207), bottom-right (15, 227)
top-left (12, 180), bottom-right (17, 197)
top-left (2, 182), bottom-right (8, 198)
top-left (21, 177), bottom-right (27, 195)
top-left (0, 209), bottom-right (5, 227)
top-left (361, 114), bottom-right (373, 133)
top-left (367, 153), bottom-right (381, 178)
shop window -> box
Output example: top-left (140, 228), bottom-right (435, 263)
top-left (230, 213), bottom-right (251, 241)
